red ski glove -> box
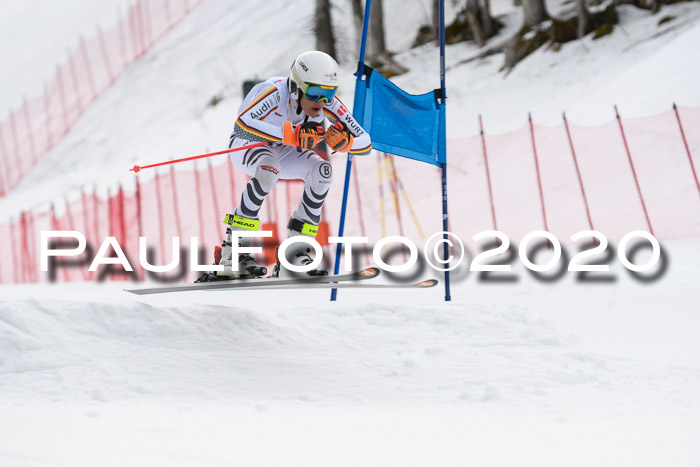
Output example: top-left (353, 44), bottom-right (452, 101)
top-left (324, 121), bottom-right (354, 152)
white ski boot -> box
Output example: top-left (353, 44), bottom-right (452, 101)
top-left (201, 214), bottom-right (267, 281)
top-left (273, 218), bottom-right (328, 278)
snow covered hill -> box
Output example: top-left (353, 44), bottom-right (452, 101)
top-left (1, 1), bottom-right (700, 466)
top-left (2, 244), bottom-right (700, 465)
top-left (1, 0), bottom-right (700, 219)
top-left (0, 0), bottom-right (131, 111)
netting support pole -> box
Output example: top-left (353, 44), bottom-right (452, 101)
top-left (154, 169), bottom-right (166, 271)
top-left (528, 113), bottom-right (550, 235)
top-left (615, 105), bottom-right (654, 235)
top-left (169, 166), bottom-right (183, 244)
top-left (135, 175), bottom-right (145, 281)
top-left (10, 218), bottom-right (20, 283)
top-left (673, 103), bottom-right (700, 202)
top-left (563, 113), bottom-right (595, 231)
top-left (479, 114), bottom-right (498, 231)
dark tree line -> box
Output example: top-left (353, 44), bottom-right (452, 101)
top-left (314, 0), bottom-right (684, 75)
top-left (316, 0), bottom-right (389, 63)
top-left (315, 0), bottom-right (337, 58)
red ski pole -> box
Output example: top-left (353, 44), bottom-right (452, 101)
top-left (130, 142), bottom-right (269, 173)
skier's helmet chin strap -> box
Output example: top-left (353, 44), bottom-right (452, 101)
top-left (288, 78), bottom-right (304, 115)
top-left (288, 77), bottom-right (299, 100)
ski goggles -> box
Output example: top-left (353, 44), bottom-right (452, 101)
top-left (303, 84), bottom-right (337, 103)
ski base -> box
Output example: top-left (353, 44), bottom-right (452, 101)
top-left (250, 279), bottom-right (439, 290)
top-left (125, 267), bottom-right (381, 295)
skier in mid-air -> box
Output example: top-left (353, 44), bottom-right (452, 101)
top-left (203, 50), bottom-right (372, 281)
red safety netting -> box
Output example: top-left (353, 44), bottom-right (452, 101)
top-left (0, 0), bottom-right (205, 197)
top-left (1, 105), bottom-right (699, 285)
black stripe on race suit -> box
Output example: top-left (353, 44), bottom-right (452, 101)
top-left (309, 187), bottom-right (328, 201)
top-left (302, 191), bottom-right (324, 210)
top-left (250, 178), bottom-right (269, 198)
top-left (245, 183), bottom-right (265, 207)
top-left (246, 148), bottom-right (270, 167)
top-left (242, 146), bottom-right (270, 165)
top-left (239, 200), bottom-right (259, 218)
top-left (302, 204), bottom-right (321, 224)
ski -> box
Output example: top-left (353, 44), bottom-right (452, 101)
top-left (125, 267), bottom-right (381, 295)
top-left (237, 279), bottom-right (439, 290)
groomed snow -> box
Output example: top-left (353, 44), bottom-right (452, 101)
top-left (1, 0), bottom-right (700, 465)
top-left (2, 239), bottom-right (700, 466)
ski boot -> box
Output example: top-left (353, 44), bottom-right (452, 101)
top-left (272, 218), bottom-right (328, 278)
top-left (196, 214), bottom-right (267, 282)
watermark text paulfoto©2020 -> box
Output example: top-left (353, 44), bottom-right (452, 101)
top-left (39, 230), bottom-right (664, 279)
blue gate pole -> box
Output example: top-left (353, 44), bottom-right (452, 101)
top-left (441, 163), bottom-right (451, 301)
top-left (330, 155), bottom-right (354, 302)
top-left (439, 0), bottom-right (451, 301)
top-left (331, 0), bottom-right (373, 302)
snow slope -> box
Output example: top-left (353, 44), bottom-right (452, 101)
top-left (0, 0), bottom-right (131, 111)
top-left (1, 240), bottom-right (700, 466)
top-left (1, 1), bottom-right (700, 465)
top-left (1, 1), bottom-right (700, 218)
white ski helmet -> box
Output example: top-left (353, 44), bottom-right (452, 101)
top-left (289, 51), bottom-right (339, 100)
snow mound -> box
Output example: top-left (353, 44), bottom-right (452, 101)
top-left (2, 294), bottom-right (698, 411)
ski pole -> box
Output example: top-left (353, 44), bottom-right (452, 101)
top-left (383, 153), bottom-right (407, 262)
top-left (376, 153), bottom-right (387, 239)
top-left (129, 142), bottom-right (269, 173)
top-left (388, 154), bottom-right (425, 239)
